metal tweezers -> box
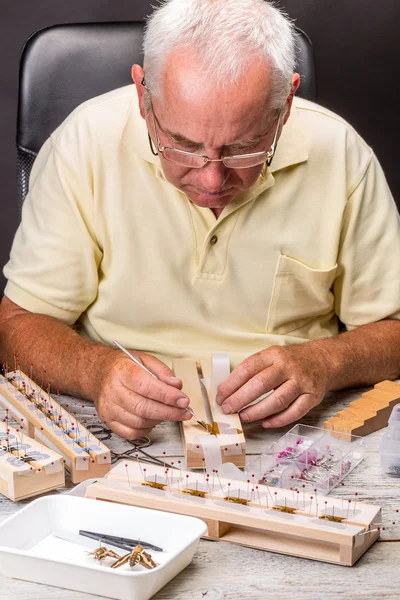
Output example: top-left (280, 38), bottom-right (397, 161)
top-left (79, 529), bottom-right (163, 552)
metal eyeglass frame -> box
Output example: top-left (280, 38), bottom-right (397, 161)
top-left (141, 78), bottom-right (282, 169)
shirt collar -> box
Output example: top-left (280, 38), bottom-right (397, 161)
top-left (121, 84), bottom-right (308, 174)
top-left (120, 85), bottom-right (161, 167)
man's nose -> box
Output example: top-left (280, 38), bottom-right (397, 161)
top-left (199, 160), bottom-right (229, 192)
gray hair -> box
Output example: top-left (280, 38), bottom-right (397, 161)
top-left (142, 0), bottom-right (297, 112)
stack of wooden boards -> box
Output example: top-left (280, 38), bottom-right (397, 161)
top-left (324, 380), bottom-right (400, 439)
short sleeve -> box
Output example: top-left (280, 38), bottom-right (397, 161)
top-left (3, 135), bottom-right (102, 325)
top-left (334, 152), bottom-right (400, 328)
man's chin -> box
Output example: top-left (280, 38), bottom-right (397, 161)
top-left (185, 188), bottom-right (237, 209)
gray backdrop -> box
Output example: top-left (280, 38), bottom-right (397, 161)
top-left (1, 0), bottom-right (399, 292)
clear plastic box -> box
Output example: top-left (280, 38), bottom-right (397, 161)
top-left (379, 405), bottom-right (400, 476)
top-left (246, 424), bottom-right (364, 494)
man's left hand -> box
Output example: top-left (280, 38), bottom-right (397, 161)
top-left (215, 344), bottom-right (332, 428)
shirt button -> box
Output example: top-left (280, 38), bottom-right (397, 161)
top-left (210, 235), bottom-right (218, 245)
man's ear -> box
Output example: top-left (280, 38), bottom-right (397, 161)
top-left (131, 64), bottom-right (146, 120)
top-left (283, 73), bottom-right (301, 125)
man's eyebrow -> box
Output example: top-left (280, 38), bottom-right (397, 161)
top-left (166, 130), bottom-right (267, 149)
top-left (168, 131), bottom-right (202, 146)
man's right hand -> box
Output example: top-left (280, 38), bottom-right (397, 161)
top-left (94, 350), bottom-right (192, 439)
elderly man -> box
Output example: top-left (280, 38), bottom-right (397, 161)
top-left (1, 0), bottom-right (400, 440)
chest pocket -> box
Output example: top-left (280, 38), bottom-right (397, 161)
top-left (266, 254), bottom-right (338, 335)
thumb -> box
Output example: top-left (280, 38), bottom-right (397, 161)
top-left (139, 353), bottom-right (183, 390)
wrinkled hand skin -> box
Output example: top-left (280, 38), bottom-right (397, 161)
top-left (215, 344), bottom-right (333, 428)
top-left (93, 350), bottom-right (192, 439)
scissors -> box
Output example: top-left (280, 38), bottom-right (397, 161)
top-left (86, 425), bottom-right (174, 468)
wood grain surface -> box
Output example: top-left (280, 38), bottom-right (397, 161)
top-left (0, 384), bottom-right (399, 599)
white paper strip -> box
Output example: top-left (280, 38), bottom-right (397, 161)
top-left (192, 434), bottom-right (222, 473)
top-left (209, 354), bottom-right (243, 444)
top-left (75, 455), bottom-right (90, 471)
top-left (44, 460), bottom-right (64, 475)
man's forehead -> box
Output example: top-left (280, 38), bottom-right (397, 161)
top-left (162, 48), bottom-right (272, 108)
top-left (155, 49), bottom-right (273, 143)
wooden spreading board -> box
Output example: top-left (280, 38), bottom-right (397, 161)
top-left (173, 357), bottom-right (246, 469)
top-left (0, 421), bottom-right (65, 501)
top-left (85, 460), bottom-right (381, 566)
top-left (0, 371), bottom-right (111, 483)
top-left (324, 380), bottom-right (400, 439)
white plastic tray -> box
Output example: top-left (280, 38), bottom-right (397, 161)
top-left (0, 495), bottom-right (207, 600)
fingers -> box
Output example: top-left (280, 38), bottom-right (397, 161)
top-left (261, 394), bottom-right (316, 429)
top-left (139, 353), bottom-right (183, 390)
top-left (101, 402), bottom-right (161, 430)
top-left (97, 403), bottom-right (161, 440)
top-left (119, 360), bottom-right (190, 409)
top-left (106, 420), bottom-right (153, 440)
top-left (218, 363), bottom-right (287, 415)
top-left (239, 381), bottom-right (300, 423)
top-left (96, 352), bottom-right (193, 430)
top-left (216, 352), bottom-right (274, 406)
top-left (115, 386), bottom-right (193, 423)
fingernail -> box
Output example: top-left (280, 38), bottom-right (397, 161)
top-left (169, 376), bottom-right (181, 384)
top-left (222, 403), bottom-right (232, 414)
top-left (177, 397), bottom-right (189, 408)
top-left (240, 412), bottom-right (249, 422)
top-left (184, 411), bottom-right (192, 420)
top-left (215, 394), bottom-right (223, 405)
top-left (262, 420), bottom-right (271, 428)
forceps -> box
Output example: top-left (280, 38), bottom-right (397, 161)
top-left (89, 429), bottom-right (174, 468)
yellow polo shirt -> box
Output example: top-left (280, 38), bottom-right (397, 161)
top-left (4, 85), bottom-right (400, 368)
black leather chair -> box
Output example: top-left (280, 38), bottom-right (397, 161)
top-left (16, 22), bottom-right (316, 209)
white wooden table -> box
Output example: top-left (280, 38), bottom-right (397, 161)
top-left (0, 386), bottom-right (399, 599)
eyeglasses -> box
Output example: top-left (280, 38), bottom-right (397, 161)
top-left (142, 78), bottom-right (281, 169)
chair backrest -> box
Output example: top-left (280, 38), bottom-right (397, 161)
top-left (16, 22), bottom-right (316, 208)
